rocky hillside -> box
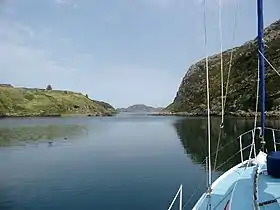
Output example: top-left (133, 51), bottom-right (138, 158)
top-left (117, 104), bottom-right (163, 113)
top-left (166, 19), bottom-right (280, 116)
top-left (0, 85), bottom-right (117, 117)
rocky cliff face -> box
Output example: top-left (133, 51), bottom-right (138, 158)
top-left (166, 19), bottom-right (280, 115)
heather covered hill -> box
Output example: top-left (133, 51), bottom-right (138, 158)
top-left (165, 19), bottom-right (280, 116)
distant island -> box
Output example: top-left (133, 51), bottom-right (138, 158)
top-left (0, 84), bottom-right (117, 117)
top-left (116, 104), bottom-right (164, 113)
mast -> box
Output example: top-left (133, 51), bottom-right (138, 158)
top-left (257, 0), bottom-right (266, 150)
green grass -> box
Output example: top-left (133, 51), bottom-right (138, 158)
top-left (165, 19), bottom-right (280, 113)
top-left (0, 87), bottom-right (116, 117)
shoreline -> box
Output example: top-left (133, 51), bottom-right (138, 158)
top-left (0, 85), bottom-right (117, 119)
top-left (0, 113), bottom-right (117, 119)
top-left (148, 111), bottom-right (280, 118)
top-left (1, 111), bottom-right (279, 119)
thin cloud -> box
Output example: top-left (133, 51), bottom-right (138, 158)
top-left (54, 0), bottom-right (77, 9)
top-left (55, 0), bottom-right (67, 4)
top-left (144, 0), bottom-right (173, 8)
top-left (0, 19), bottom-right (79, 88)
top-left (196, 0), bottom-right (236, 6)
top-left (140, 0), bottom-right (185, 9)
top-left (19, 25), bottom-right (35, 38)
top-left (0, 18), bottom-right (178, 107)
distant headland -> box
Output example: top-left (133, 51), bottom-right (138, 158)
top-left (0, 84), bottom-right (117, 118)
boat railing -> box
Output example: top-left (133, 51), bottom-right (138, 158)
top-left (237, 126), bottom-right (280, 164)
top-left (167, 127), bottom-right (280, 209)
top-left (207, 126), bottom-right (280, 172)
top-left (167, 184), bottom-right (183, 210)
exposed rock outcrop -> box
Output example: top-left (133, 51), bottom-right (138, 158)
top-left (165, 19), bottom-right (280, 117)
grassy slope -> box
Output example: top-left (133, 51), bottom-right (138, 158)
top-left (165, 19), bottom-right (280, 114)
top-left (0, 86), bottom-right (116, 117)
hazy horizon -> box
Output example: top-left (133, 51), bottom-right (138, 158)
top-left (0, 0), bottom-right (279, 108)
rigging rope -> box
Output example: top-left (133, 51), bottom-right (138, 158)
top-left (215, 144), bottom-right (252, 171)
top-left (182, 187), bottom-right (201, 209)
top-left (213, 0), bottom-right (240, 171)
top-left (247, 59), bottom-right (260, 165)
top-left (223, 0), bottom-right (240, 110)
top-left (203, 0), bottom-right (212, 192)
top-left (185, 127), bottom-right (280, 208)
top-left (253, 165), bottom-right (260, 210)
top-left (213, 129), bottom-right (222, 170)
top-left (253, 60), bottom-right (260, 157)
top-left (219, 0), bottom-right (224, 126)
top-left (258, 49), bottom-right (280, 77)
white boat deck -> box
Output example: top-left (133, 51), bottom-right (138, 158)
top-left (193, 158), bottom-right (280, 210)
top-left (230, 165), bottom-right (256, 210)
top-left (193, 163), bottom-right (254, 209)
top-left (258, 172), bottom-right (280, 209)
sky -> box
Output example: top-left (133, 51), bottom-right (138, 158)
top-left (0, 0), bottom-right (279, 108)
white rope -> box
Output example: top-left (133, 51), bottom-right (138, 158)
top-left (182, 185), bottom-right (203, 209)
top-left (253, 165), bottom-right (260, 210)
top-left (203, 0), bottom-right (212, 193)
top-left (253, 60), bottom-right (260, 157)
top-left (213, 0), bottom-right (239, 172)
top-left (223, 0), bottom-right (239, 110)
top-left (252, 130), bottom-right (257, 158)
top-left (247, 60), bottom-right (260, 166)
top-left (218, 0), bottom-right (224, 125)
top-left (272, 130), bottom-right (276, 151)
top-left (215, 144), bottom-right (252, 171)
top-left (258, 49), bottom-right (280, 77)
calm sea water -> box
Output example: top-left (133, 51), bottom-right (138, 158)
top-left (0, 114), bottom-right (279, 210)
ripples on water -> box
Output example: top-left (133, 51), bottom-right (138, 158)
top-left (0, 115), bottom-right (279, 210)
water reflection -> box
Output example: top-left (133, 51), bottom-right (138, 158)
top-left (0, 124), bottom-right (88, 147)
top-left (174, 117), bottom-right (280, 172)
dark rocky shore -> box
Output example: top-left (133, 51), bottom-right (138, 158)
top-left (150, 110), bottom-right (280, 118)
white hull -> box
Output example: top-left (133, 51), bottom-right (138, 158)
top-left (192, 151), bottom-right (280, 210)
